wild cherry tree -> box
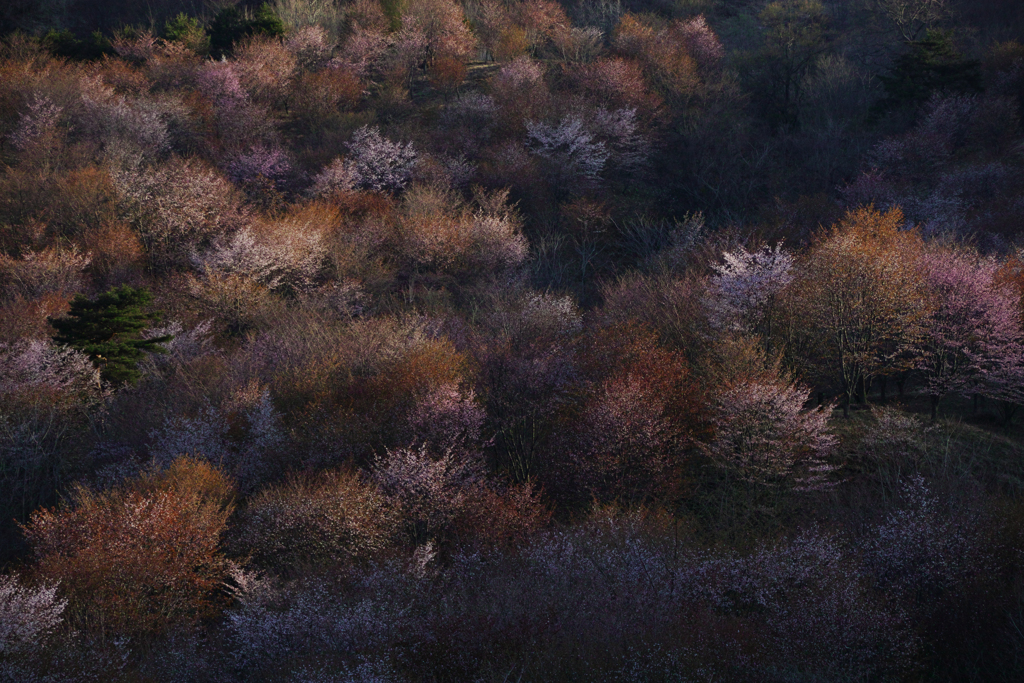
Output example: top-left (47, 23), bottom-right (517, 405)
top-left (919, 246), bottom-right (1024, 419)
top-left (0, 574), bottom-right (66, 656)
top-left (706, 243), bottom-right (794, 345)
top-left (346, 126), bottom-right (418, 193)
top-left (113, 157), bottom-right (244, 269)
top-left (705, 372), bottom-right (836, 488)
top-left (526, 116), bottom-right (609, 190)
top-left (561, 336), bottom-right (695, 504)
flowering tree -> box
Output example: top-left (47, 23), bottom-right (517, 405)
top-left (9, 95), bottom-right (63, 153)
top-left (286, 26), bottom-right (334, 71)
top-left (707, 243), bottom-right (795, 338)
top-left (113, 157), bottom-right (244, 268)
top-left (231, 469), bottom-right (399, 572)
top-left (677, 15), bottom-right (725, 71)
top-left (864, 475), bottom-right (984, 608)
top-left (404, 0), bottom-right (476, 65)
top-left (77, 77), bottom-right (170, 162)
top-left (225, 146), bottom-right (295, 190)
top-left (0, 574), bottom-right (66, 656)
top-left (0, 245), bottom-right (91, 300)
top-left (0, 340), bottom-right (99, 399)
top-left (371, 444), bottom-right (482, 543)
top-left (572, 58), bottom-right (660, 115)
top-left (587, 106), bottom-right (650, 172)
top-left (612, 14), bottom-right (702, 102)
top-left (194, 222), bottom-right (326, 293)
top-left (711, 529), bottom-right (918, 678)
top-left (564, 360), bottom-right (686, 503)
top-left (346, 126), bottom-right (418, 193)
top-left (491, 56), bottom-right (549, 130)
top-left (307, 157), bottom-right (358, 199)
top-left (194, 60), bottom-right (275, 148)
top-left (705, 375), bottom-right (836, 488)
top-left (514, 0), bottom-right (572, 56)
top-left (919, 247), bottom-right (1024, 419)
top-left (526, 116), bottom-right (609, 189)
top-left (395, 184), bottom-right (528, 275)
top-left (150, 385), bottom-right (289, 491)
top-left (406, 382), bottom-right (486, 454)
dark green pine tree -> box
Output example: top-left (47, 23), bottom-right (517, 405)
top-left (49, 286), bottom-right (172, 386)
top-left (877, 30), bottom-right (983, 112)
top-left (208, 2), bottom-right (285, 58)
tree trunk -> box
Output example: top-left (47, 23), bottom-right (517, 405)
top-left (930, 394), bottom-right (940, 421)
top-left (857, 376), bottom-right (869, 405)
top-left (879, 376), bottom-right (887, 404)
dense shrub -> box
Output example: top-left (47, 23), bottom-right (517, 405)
top-left (21, 458), bottom-right (235, 635)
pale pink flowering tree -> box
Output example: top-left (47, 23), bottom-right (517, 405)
top-left (677, 15), bottom-right (724, 71)
top-left (307, 157), bottom-right (358, 199)
top-left (346, 126), bottom-right (418, 193)
top-left (372, 444), bottom-right (483, 542)
top-left (711, 530), bottom-right (918, 678)
top-left (333, 28), bottom-right (390, 78)
top-left (573, 58), bottom-right (657, 113)
top-left (228, 385), bottom-right (288, 491)
top-left (0, 341), bottom-right (100, 397)
top-left (230, 469), bottom-right (398, 572)
top-left (9, 95), bottom-right (63, 152)
top-left (192, 221), bottom-right (325, 292)
top-left (142, 319), bottom-right (216, 369)
top-left (565, 371), bottom-right (678, 503)
top-left (494, 55), bottom-right (545, 92)
top-left (406, 382), bottom-right (486, 454)
top-left (195, 60), bottom-right (247, 105)
top-left (111, 30), bottom-right (157, 63)
top-left (919, 248), bottom-right (1024, 419)
top-left (194, 61), bottom-right (274, 148)
top-left (225, 146), bottom-right (295, 191)
top-left (491, 56), bottom-right (549, 127)
top-left (404, 0), bottom-right (477, 64)
top-left (0, 574), bottom-right (66, 656)
top-left (525, 116), bottom-right (609, 187)
top-left (149, 404), bottom-right (232, 468)
top-left (587, 106), bottom-right (650, 172)
top-left (705, 378), bottom-right (836, 488)
top-left (706, 243), bottom-right (794, 335)
top-left (286, 25), bottom-right (334, 71)
top-left (113, 157), bottom-right (244, 268)
top-left (78, 89), bottom-right (172, 161)
top-left (384, 27), bottom-right (429, 83)
top-left (148, 388), bottom-right (287, 491)
top-left (225, 571), bottom-right (418, 674)
top-left (864, 476), bottom-right (985, 608)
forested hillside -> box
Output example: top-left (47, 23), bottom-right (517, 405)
top-left (3, 0), bottom-right (1024, 680)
